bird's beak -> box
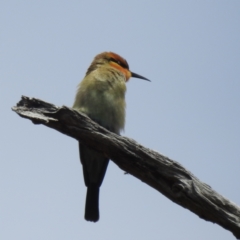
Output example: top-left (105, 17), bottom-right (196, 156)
top-left (131, 72), bottom-right (151, 81)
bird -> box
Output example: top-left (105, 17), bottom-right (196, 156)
top-left (73, 52), bottom-right (150, 222)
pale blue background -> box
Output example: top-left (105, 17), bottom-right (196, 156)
top-left (1, 1), bottom-right (240, 239)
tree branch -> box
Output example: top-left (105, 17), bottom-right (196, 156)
top-left (12, 96), bottom-right (240, 239)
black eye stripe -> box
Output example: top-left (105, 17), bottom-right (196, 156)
top-left (110, 58), bottom-right (128, 69)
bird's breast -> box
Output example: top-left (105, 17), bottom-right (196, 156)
top-left (73, 68), bottom-right (127, 134)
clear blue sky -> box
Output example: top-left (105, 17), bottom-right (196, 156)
top-left (1, 1), bottom-right (240, 239)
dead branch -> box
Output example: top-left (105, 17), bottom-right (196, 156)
top-left (12, 96), bottom-right (240, 239)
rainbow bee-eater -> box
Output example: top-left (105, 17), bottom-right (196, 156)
top-left (73, 52), bottom-right (150, 222)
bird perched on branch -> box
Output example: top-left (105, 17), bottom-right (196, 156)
top-left (73, 52), bottom-right (150, 222)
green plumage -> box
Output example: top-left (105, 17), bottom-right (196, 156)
top-left (73, 64), bottom-right (126, 222)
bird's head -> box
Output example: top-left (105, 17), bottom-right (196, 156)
top-left (86, 52), bottom-right (150, 82)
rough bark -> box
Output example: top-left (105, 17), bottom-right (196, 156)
top-left (12, 96), bottom-right (240, 239)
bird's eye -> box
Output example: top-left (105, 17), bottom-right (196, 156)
top-left (110, 58), bottom-right (118, 64)
top-left (110, 58), bottom-right (127, 69)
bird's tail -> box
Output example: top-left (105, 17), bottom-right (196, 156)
top-left (85, 184), bottom-right (100, 222)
